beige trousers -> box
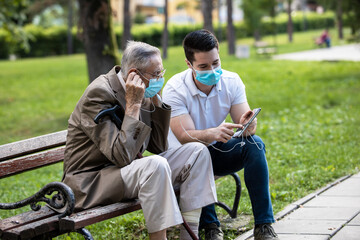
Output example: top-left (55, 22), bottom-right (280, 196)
top-left (120, 142), bottom-right (217, 233)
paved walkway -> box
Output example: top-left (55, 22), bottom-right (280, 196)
top-left (235, 172), bottom-right (360, 240)
top-left (272, 44), bottom-right (360, 61)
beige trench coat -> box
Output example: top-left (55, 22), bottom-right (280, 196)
top-left (62, 66), bottom-right (171, 211)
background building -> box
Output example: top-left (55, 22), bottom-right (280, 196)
top-left (111, 0), bottom-right (244, 25)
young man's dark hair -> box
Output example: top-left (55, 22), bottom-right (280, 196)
top-left (182, 29), bottom-right (219, 64)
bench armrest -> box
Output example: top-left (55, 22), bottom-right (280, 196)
top-left (0, 182), bottom-right (75, 218)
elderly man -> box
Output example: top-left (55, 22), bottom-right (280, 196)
top-left (62, 41), bottom-right (217, 240)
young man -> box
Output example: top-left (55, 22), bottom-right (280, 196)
top-left (62, 41), bottom-right (217, 240)
top-left (162, 30), bottom-right (279, 240)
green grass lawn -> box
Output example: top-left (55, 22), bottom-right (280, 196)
top-left (0, 28), bottom-right (359, 239)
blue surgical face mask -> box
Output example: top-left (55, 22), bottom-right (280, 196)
top-left (193, 65), bottom-right (223, 86)
top-left (144, 77), bottom-right (164, 98)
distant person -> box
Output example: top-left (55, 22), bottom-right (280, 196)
top-left (62, 41), bottom-right (217, 240)
top-left (163, 29), bottom-right (279, 240)
top-left (316, 29), bottom-right (331, 48)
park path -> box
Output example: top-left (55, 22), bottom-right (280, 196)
top-left (235, 172), bottom-right (360, 240)
top-left (235, 43), bottom-right (360, 240)
top-left (272, 44), bottom-right (360, 61)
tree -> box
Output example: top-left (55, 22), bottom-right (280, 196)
top-left (162, 0), bottom-right (169, 59)
top-left (26, 0), bottom-right (77, 54)
top-left (317, 0), bottom-right (360, 39)
top-left (226, 0), bottom-right (235, 55)
top-left (122, 0), bottom-right (131, 50)
top-left (201, 0), bottom-right (214, 33)
top-left (336, 0), bottom-right (343, 39)
top-left (78, 0), bottom-right (119, 83)
top-left (242, 0), bottom-right (267, 41)
top-left (67, 0), bottom-right (74, 54)
top-left (287, 0), bottom-right (293, 42)
top-left (0, 0), bottom-right (30, 51)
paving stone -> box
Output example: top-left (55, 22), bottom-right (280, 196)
top-left (348, 213), bottom-right (360, 225)
top-left (272, 219), bottom-right (345, 235)
top-left (237, 234), bottom-right (329, 240)
top-left (353, 172), bottom-right (360, 178)
top-left (235, 173), bottom-right (360, 240)
top-left (304, 196), bottom-right (360, 208)
top-left (321, 178), bottom-right (360, 196)
top-left (276, 234), bottom-right (329, 240)
top-left (284, 207), bottom-right (358, 221)
top-left (331, 226), bottom-right (360, 240)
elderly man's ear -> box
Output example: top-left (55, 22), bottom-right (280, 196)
top-left (127, 68), bottom-right (137, 75)
top-left (125, 68), bottom-right (138, 82)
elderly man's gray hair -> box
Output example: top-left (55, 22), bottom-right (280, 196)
top-left (121, 41), bottom-right (161, 79)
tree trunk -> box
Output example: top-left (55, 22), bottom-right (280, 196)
top-left (337, 0), bottom-right (343, 40)
top-left (78, 0), bottom-right (120, 83)
top-left (122, 0), bottom-right (131, 50)
top-left (226, 0), bottom-right (235, 55)
top-left (67, 0), bottom-right (73, 54)
top-left (287, 0), bottom-right (293, 43)
top-left (162, 0), bottom-right (168, 59)
top-left (217, 0), bottom-right (222, 41)
top-left (270, 1), bottom-right (277, 46)
top-left (254, 29), bottom-right (261, 41)
top-left (201, 0), bottom-right (214, 33)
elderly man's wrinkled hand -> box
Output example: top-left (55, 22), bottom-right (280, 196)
top-left (125, 72), bottom-right (145, 106)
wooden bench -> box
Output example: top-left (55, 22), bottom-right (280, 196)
top-left (0, 131), bottom-right (241, 240)
top-left (254, 41), bottom-right (277, 57)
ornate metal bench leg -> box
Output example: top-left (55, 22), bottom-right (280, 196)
top-left (76, 228), bottom-right (94, 240)
top-left (215, 172), bottom-right (241, 218)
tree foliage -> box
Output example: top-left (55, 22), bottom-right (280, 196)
top-left (242, 0), bottom-right (276, 40)
top-left (0, 0), bottom-right (30, 50)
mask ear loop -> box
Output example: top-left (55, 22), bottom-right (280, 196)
top-left (179, 120), bottom-right (245, 153)
top-left (140, 94), bottom-right (170, 113)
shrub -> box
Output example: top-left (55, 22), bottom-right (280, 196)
top-left (0, 11), bottom-right (338, 59)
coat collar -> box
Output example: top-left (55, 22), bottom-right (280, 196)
top-left (107, 65), bottom-right (125, 100)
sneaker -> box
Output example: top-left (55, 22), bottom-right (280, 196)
top-left (254, 224), bottom-right (279, 240)
top-left (203, 223), bottom-right (224, 240)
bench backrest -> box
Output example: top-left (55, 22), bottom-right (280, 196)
top-left (0, 130), bottom-right (67, 179)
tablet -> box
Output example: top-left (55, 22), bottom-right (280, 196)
top-left (233, 108), bottom-right (261, 138)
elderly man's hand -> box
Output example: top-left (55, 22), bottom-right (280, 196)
top-left (125, 72), bottom-right (145, 105)
top-left (125, 72), bottom-right (145, 119)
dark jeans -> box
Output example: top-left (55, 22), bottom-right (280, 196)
top-left (199, 135), bottom-right (275, 228)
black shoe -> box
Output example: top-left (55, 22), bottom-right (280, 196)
top-left (203, 223), bottom-right (224, 240)
top-left (254, 224), bottom-right (279, 240)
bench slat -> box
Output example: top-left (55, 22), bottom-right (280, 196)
top-left (59, 200), bottom-right (141, 231)
top-left (0, 147), bottom-right (65, 179)
top-left (2, 215), bottom-right (60, 240)
top-left (0, 206), bottom-right (56, 233)
top-left (0, 130), bottom-right (67, 162)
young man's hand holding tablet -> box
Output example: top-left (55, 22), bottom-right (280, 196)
top-left (233, 108), bottom-right (261, 138)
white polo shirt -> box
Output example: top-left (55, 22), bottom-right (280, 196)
top-left (162, 68), bottom-right (247, 149)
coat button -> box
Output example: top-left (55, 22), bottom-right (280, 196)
top-left (133, 127), bottom-right (141, 140)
